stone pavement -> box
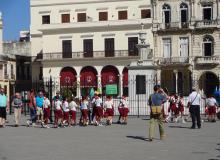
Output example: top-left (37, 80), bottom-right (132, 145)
top-left (0, 115), bottom-right (219, 160)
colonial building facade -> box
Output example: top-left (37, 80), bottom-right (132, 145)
top-left (30, 0), bottom-right (153, 97)
top-left (152, 0), bottom-right (220, 96)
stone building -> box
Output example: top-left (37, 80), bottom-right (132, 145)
top-left (152, 0), bottom-right (220, 96)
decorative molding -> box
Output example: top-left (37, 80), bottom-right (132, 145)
top-left (101, 33), bottom-right (116, 37)
top-left (75, 8), bottom-right (87, 12)
top-left (125, 32), bottom-right (138, 36)
top-left (116, 6), bottom-right (128, 10)
top-left (39, 11), bottom-right (51, 14)
top-left (80, 34), bottom-right (94, 38)
top-left (139, 5), bottom-right (151, 8)
top-left (59, 35), bottom-right (72, 39)
top-left (59, 9), bottom-right (71, 13)
top-left (96, 7), bottom-right (109, 11)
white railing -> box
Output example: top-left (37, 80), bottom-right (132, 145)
top-left (195, 20), bottom-right (218, 28)
top-left (195, 56), bottom-right (220, 64)
top-left (157, 57), bottom-right (189, 65)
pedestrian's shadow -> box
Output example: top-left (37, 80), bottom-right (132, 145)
top-left (169, 125), bottom-right (190, 129)
top-left (5, 124), bottom-right (27, 127)
top-left (126, 135), bottom-right (156, 142)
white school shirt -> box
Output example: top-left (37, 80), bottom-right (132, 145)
top-left (69, 101), bottom-right (77, 111)
top-left (120, 99), bottom-right (128, 108)
top-left (206, 98), bottom-right (217, 106)
top-left (95, 97), bottom-right (102, 107)
top-left (62, 101), bottom-right (69, 112)
top-left (104, 100), bottom-right (113, 109)
top-left (188, 91), bottom-right (201, 106)
top-left (43, 98), bottom-right (50, 109)
top-left (80, 101), bottom-right (88, 110)
top-left (55, 100), bottom-right (62, 110)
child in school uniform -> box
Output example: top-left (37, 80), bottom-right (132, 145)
top-left (62, 97), bottom-right (70, 126)
top-left (80, 97), bottom-right (89, 126)
top-left (120, 96), bottom-right (129, 125)
top-left (104, 96), bottom-right (114, 125)
top-left (43, 94), bottom-right (51, 128)
top-left (54, 96), bottom-right (63, 128)
top-left (69, 97), bottom-right (78, 126)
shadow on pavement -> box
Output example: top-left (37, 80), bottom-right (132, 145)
top-left (126, 135), bottom-right (158, 142)
top-left (169, 125), bottom-right (190, 129)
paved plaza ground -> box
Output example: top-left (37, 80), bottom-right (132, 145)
top-left (0, 115), bottom-right (220, 160)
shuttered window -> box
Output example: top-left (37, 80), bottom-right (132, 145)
top-left (77, 13), bottom-right (86, 22)
top-left (61, 14), bottom-right (70, 23)
top-left (118, 10), bottom-right (127, 20)
top-left (99, 12), bottom-right (108, 21)
top-left (141, 9), bottom-right (151, 18)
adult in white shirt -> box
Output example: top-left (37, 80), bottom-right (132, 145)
top-left (206, 95), bottom-right (218, 122)
top-left (69, 97), bottom-right (78, 125)
top-left (188, 88), bottom-right (201, 129)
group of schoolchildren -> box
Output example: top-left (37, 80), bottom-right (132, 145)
top-left (27, 90), bottom-right (130, 128)
top-left (163, 93), bottom-right (219, 123)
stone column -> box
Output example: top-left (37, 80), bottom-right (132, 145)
top-left (119, 74), bottom-right (123, 97)
top-left (174, 70), bottom-right (178, 94)
top-left (191, 0), bottom-right (196, 22)
top-left (156, 69), bottom-right (161, 84)
top-left (76, 75), bottom-right (81, 98)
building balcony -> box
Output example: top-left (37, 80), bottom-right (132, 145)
top-left (195, 56), bottom-right (220, 65)
top-left (155, 22), bottom-right (190, 32)
top-left (39, 18), bottom-right (152, 32)
top-left (156, 57), bottom-right (190, 66)
top-left (42, 50), bottom-right (139, 60)
top-left (194, 20), bottom-right (218, 29)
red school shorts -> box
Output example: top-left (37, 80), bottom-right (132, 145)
top-left (69, 110), bottom-right (76, 121)
top-left (81, 109), bottom-right (88, 120)
top-left (55, 110), bottom-right (63, 119)
top-left (43, 108), bottom-right (50, 119)
top-left (63, 112), bottom-right (69, 121)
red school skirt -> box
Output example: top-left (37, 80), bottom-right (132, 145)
top-left (104, 108), bottom-right (114, 117)
top-left (55, 110), bottom-right (63, 119)
top-left (208, 106), bottom-right (216, 115)
top-left (43, 108), bottom-right (50, 119)
top-left (95, 107), bottom-right (103, 117)
top-left (122, 108), bottom-right (129, 117)
top-left (63, 111), bottom-right (69, 121)
top-left (81, 109), bottom-right (88, 120)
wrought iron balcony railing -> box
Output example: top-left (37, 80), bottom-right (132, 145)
top-left (195, 20), bottom-right (218, 28)
top-left (157, 57), bottom-right (190, 65)
top-left (42, 50), bottom-right (138, 60)
top-left (195, 56), bottom-right (220, 65)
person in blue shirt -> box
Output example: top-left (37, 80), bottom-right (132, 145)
top-left (0, 88), bottom-right (9, 128)
top-left (148, 85), bottom-right (168, 141)
top-left (35, 91), bottom-right (44, 124)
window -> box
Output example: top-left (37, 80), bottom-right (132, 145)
top-left (42, 15), bottom-right (50, 24)
top-left (99, 12), bottom-right (108, 21)
top-left (163, 38), bottom-right (171, 58)
top-left (141, 9), bottom-right (151, 18)
top-left (203, 5), bottom-right (212, 20)
top-left (61, 14), bottom-right (70, 23)
top-left (128, 37), bottom-right (138, 56)
top-left (180, 3), bottom-right (188, 27)
top-left (179, 37), bottom-right (189, 58)
top-left (203, 36), bottom-right (214, 56)
top-left (83, 39), bottom-right (93, 57)
top-left (118, 11), bottom-right (127, 20)
top-left (62, 40), bottom-right (72, 58)
top-left (11, 64), bottom-right (14, 78)
top-left (105, 38), bottom-right (115, 57)
top-left (77, 13), bottom-right (86, 22)
top-left (162, 4), bottom-right (171, 27)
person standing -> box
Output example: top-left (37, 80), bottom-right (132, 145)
top-left (0, 88), bottom-right (9, 128)
top-left (62, 97), bottom-right (70, 126)
top-left (35, 92), bottom-right (44, 124)
top-left (27, 89), bottom-right (37, 127)
top-left (206, 95), bottom-right (218, 122)
top-left (148, 85), bottom-right (168, 141)
top-left (69, 97), bottom-right (78, 126)
top-left (43, 93), bottom-right (51, 128)
top-left (104, 96), bottom-right (114, 125)
top-left (188, 88), bottom-right (201, 129)
top-left (12, 93), bottom-right (23, 127)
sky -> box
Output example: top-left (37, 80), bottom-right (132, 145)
top-left (0, 0), bottom-right (30, 41)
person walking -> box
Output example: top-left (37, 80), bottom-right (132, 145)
top-left (36, 91), bottom-right (44, 124)
top-left (206, 95), bottom-right (218, 122)
top-left (148, 85), bottom-right (168, 141)
top-left (27, 89), bottom-right (37, 127)
top-left (188, 87), bottom-right (201, 129)
top-left (43, 93), bottom-right (51, 128)
top-left (12, 93), bottom-right (23, 127)
top-left (0, 88), bottom-right (9, 128)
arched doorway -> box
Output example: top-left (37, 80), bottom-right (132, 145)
top-left (199, 72), bottom-right (219, 96)
top-left (101, 65), bottom-right (119, 96)
top-left (60, 67), bottom-right (77, 97)
top-left (80, 66), bottom-right (98, 97)
top-left (122, 67), bottom-right (128, 96)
